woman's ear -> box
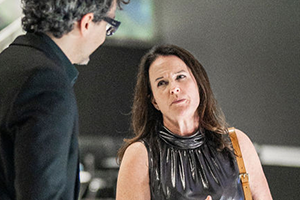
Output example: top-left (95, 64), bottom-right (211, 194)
top-left (151, 97), bottom-right (160, 110)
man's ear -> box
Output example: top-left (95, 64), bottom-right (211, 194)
top-left (79, 13), bottom-right (94, 36)
top-left (151, 97), bottom-right (160, 110)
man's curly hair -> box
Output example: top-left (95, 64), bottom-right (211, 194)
top-left (21, 0), bottom-right (129, 38)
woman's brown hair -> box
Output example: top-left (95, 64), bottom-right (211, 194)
top-left (118, 44), bottom-right (231, 163)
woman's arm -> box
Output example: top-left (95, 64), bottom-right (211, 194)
top-left (235, 129), bottom-right (273, 200)
top-left (116, 142), bottom-right (150, 200)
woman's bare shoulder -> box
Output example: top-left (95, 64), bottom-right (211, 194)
top-left (122, 141), bottom-right (148, 167)
top-left (233, 128), bottom-right (273, 199)
top-left (233, 128), bottom-right (253, 148)
top-left (117, 141), bottom-right (150, 199)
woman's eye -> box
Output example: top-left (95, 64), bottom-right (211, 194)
top-left (177, 74), bottom-right (186, 80)
top-left (157, 80), bottom-right (167, 87)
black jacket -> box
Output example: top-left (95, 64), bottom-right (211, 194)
top-left (0, 33), bottom-right (80, 200)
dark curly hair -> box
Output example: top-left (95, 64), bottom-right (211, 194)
top-left (21, 0), bottom-right (130, 38)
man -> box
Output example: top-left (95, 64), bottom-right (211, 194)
top-left (0, 0), bottom-right (129, 199)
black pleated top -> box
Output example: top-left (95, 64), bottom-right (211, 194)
top-left (142, 126), bottom-right (244, 200)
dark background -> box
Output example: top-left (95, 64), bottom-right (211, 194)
top-left (73, 0), bottom-right (300, 199)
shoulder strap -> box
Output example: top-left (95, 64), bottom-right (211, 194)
top-left (228, 127), bottom-right (253, 200)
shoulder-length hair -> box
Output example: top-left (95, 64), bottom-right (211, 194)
top-left (118, 44), bottom-right (231, 163)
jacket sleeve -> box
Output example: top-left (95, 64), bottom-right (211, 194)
top-left (10, 68), bottom-right (77, 200)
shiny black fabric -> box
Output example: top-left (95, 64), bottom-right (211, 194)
top-left (142, 126), bottom-right (244, 200)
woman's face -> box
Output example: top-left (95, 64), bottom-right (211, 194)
top-left (149, 55), bottom-right (200, 124)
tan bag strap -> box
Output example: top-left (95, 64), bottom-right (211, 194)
top-left (228, 127), bottom-right (253, 200)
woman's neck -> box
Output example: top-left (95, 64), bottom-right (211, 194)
top-left (163, 115), bottom-right (199, 136)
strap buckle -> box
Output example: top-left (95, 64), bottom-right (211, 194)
top-left (239, 173), bottom-right (250, 183)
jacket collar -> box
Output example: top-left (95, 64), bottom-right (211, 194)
top-left (12, 33), bottom-right (79, 86)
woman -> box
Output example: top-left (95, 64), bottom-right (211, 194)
top-left (116, 44), bottom-right (272, 200)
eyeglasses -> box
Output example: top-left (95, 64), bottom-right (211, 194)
top-left (103, 17), bottom-right (121, 36)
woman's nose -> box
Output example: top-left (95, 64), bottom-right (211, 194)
top-left (170, 86), bottom-right (180, 95)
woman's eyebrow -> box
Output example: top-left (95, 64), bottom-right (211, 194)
top-left (155, 76), bottom-right (163, 82)
top-left (175, 70), bottom-right (186, 74)
top-left (155, 70), bottom-right (186, 82)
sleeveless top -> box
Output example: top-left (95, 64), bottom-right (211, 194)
top-left (142, 126), bottom-right (244, 200)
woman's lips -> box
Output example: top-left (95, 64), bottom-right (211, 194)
top-left (172, 99), bottom-right (186, 105)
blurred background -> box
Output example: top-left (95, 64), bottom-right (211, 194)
top-left (1, 0), bottom-right (299, 199)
